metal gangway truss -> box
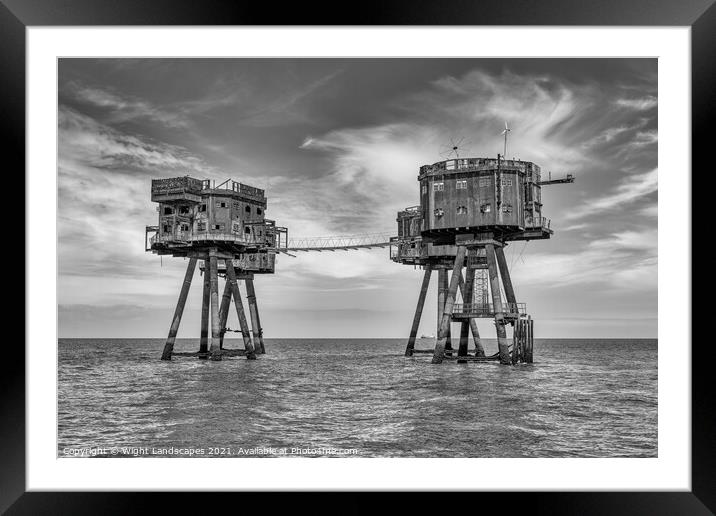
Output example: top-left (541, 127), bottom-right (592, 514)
top-left (283, 232), bottom-right (394, 253)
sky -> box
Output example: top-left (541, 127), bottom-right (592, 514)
top-left (57, 58), bottom-right (657, 338)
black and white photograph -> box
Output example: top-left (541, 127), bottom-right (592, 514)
top-left (57, 57), bottom-right (658, 459)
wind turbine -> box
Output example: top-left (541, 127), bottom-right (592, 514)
top-left (501, 121), bottom-right (511, 158)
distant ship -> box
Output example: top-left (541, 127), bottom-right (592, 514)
top-left (420, 334), bottom-right (435, 339)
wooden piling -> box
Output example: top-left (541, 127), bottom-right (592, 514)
top-left (225, 261), bottom-right (256, 359)
top-left (432, 246), bottom-right (467, 364)
top-left (514, 319), bottom-right (524, 364)
top-left (218, 277), bottom-right (232, 350)
top-left (485, 244), bottom-right (511, 365)
top-left (208, 249), bottom-right (222, 361)
top-left (245, 278), bottom-right (265, 354)
top-left (525, 318), bottom-right (534, 363)
top-left (405, 266), bottom-right (432, 356)
top-left (160, 257), bottom-right (197, 360)
top-left (198, 256), bottom-right (210, 357)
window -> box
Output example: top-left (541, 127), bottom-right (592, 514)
top-left (162, 224), bottom-right (171, 233)
top-left (180, 224), bottom-right (189, 231)
top-left (197, 222), bottom-right (206, 231)
top-left (216, 201), bottom-right (227, 208)
top-left (502, 203), bottom-right (513, 213)
top-left (433, 182), bottom-right (444, 192)
top-left (480, 204), bottom-right (491, 213)
top-left (257, 208), bottom-right (262, 215)
top-left (163, 207), bottom-right (173, 215)
top-left (433, 208), bottom-right (444, 217)
top-left (244, 227), bottom-right (251, 234)
top-left (456, 180), bottom-right (468, 189)
top-left (479, 178), bottom-right (491, 187)
top-left (213, 224), bottom-right (224, 231)
top-left (199, 204), bottom-right (207, 212)
top-left (501, 178), bottom-right (513, 186)
top-left (245, 205), bottom-right (251, 213)
top-left (422, 185), bottom-right (427, 195)
top-left (179, 206), bottom-right (190, 215)
top-left (456, 206), bottom-right (467, 215)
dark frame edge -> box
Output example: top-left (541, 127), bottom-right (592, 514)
top-left (3, 0), bottom-right (714, 513)
top-left (691, 0), bottom-right (716, 513)
top-left (0, 1), bottom-right (26, 514)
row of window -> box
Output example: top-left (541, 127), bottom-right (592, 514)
top-left (163, 203), bottom-right (263, 216)
top-left (163, 222), bottom-right (262, 235)
top-left (432, 203), bottom-right (514, 217)
top-left (425, 177), bottom-right (514, 193)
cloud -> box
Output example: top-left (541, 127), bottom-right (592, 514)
top-left (59, 107), bottom-right (213, 174)
top-left (58, 106), bottom-right (221, 288)
top-left (64, 81), bottom-right (190, 128)
top-left (567, 169), bottom-right (657, 219)
top-left (511, 229), bottom-right (657, 290)
top-left (616, 96), bottom-right (658, 111)
top-left (179, 69), bottom-right (342, 128)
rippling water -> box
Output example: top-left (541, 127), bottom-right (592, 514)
top-left (58, 338), bottom-right (657, 458)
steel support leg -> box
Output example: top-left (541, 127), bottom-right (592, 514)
top-left (161, 258), bottom-right (197, 360)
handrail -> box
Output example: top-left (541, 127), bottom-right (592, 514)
top-left (452, 302), bottom-right (527, 315)
top-left (286, 232), bottom-right (394, 251)
top-left (150, 232), bottom-right (273, 246)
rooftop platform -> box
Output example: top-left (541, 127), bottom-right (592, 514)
top-left (151, 176), bottom-right (266, 205)
top-left (418, 157), bottom-right (540, 181)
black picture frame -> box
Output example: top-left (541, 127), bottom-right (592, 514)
top-left (4, 0), bottom-right (711, 513)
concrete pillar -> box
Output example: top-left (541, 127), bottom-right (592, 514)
top-left (432, 246), bottom-right (467, 364)
top-left (218, 276), bottom-right (232, 350)
top-left (161, 257), bottom-right (197, 360)
top-left (208, 249), bottom-right (222, 361)
top-left (251, 280), bottom-right (266, 354)
top-left (457, 267), bottom-right (474, 363)
top-left (199, 256), bottom-right (210, 357)
top-left (405, 266), bottom-right (432, 356)
top-left (225, 262), bottom-right (256, 359)
top-left (495, 245), bottom-right (518, 314)
top-left (438, 269), bottom-right (452, 351)
top-left (486, 244), bottom-right (511, 365)
top-left (437, 268), bottom-right (446, 343)
top-left (470, 318), bottom-right (485, 357)
top-left (245, 278), bottom-right (265, 354)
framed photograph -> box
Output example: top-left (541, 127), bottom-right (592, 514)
top-left (6, 0), bottom-right (712, 512)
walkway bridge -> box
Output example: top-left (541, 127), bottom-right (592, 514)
top-left (282, 232), bottom-right (394, 254)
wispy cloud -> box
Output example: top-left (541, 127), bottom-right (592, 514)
top-left (65, 81), bottom-right (190, 128)
top-left (59, 107), bottom-right (212, 174)
top-left (58, 106), bottom-right (219, 285)
top-left (512, 228), bottom-right (657, 290)
top-left (566, 169), bottom-right (657, 219)
top-left (616, 95), bottom-right (658, 111)
top-left (177, 69), bottom-right (343, 128)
